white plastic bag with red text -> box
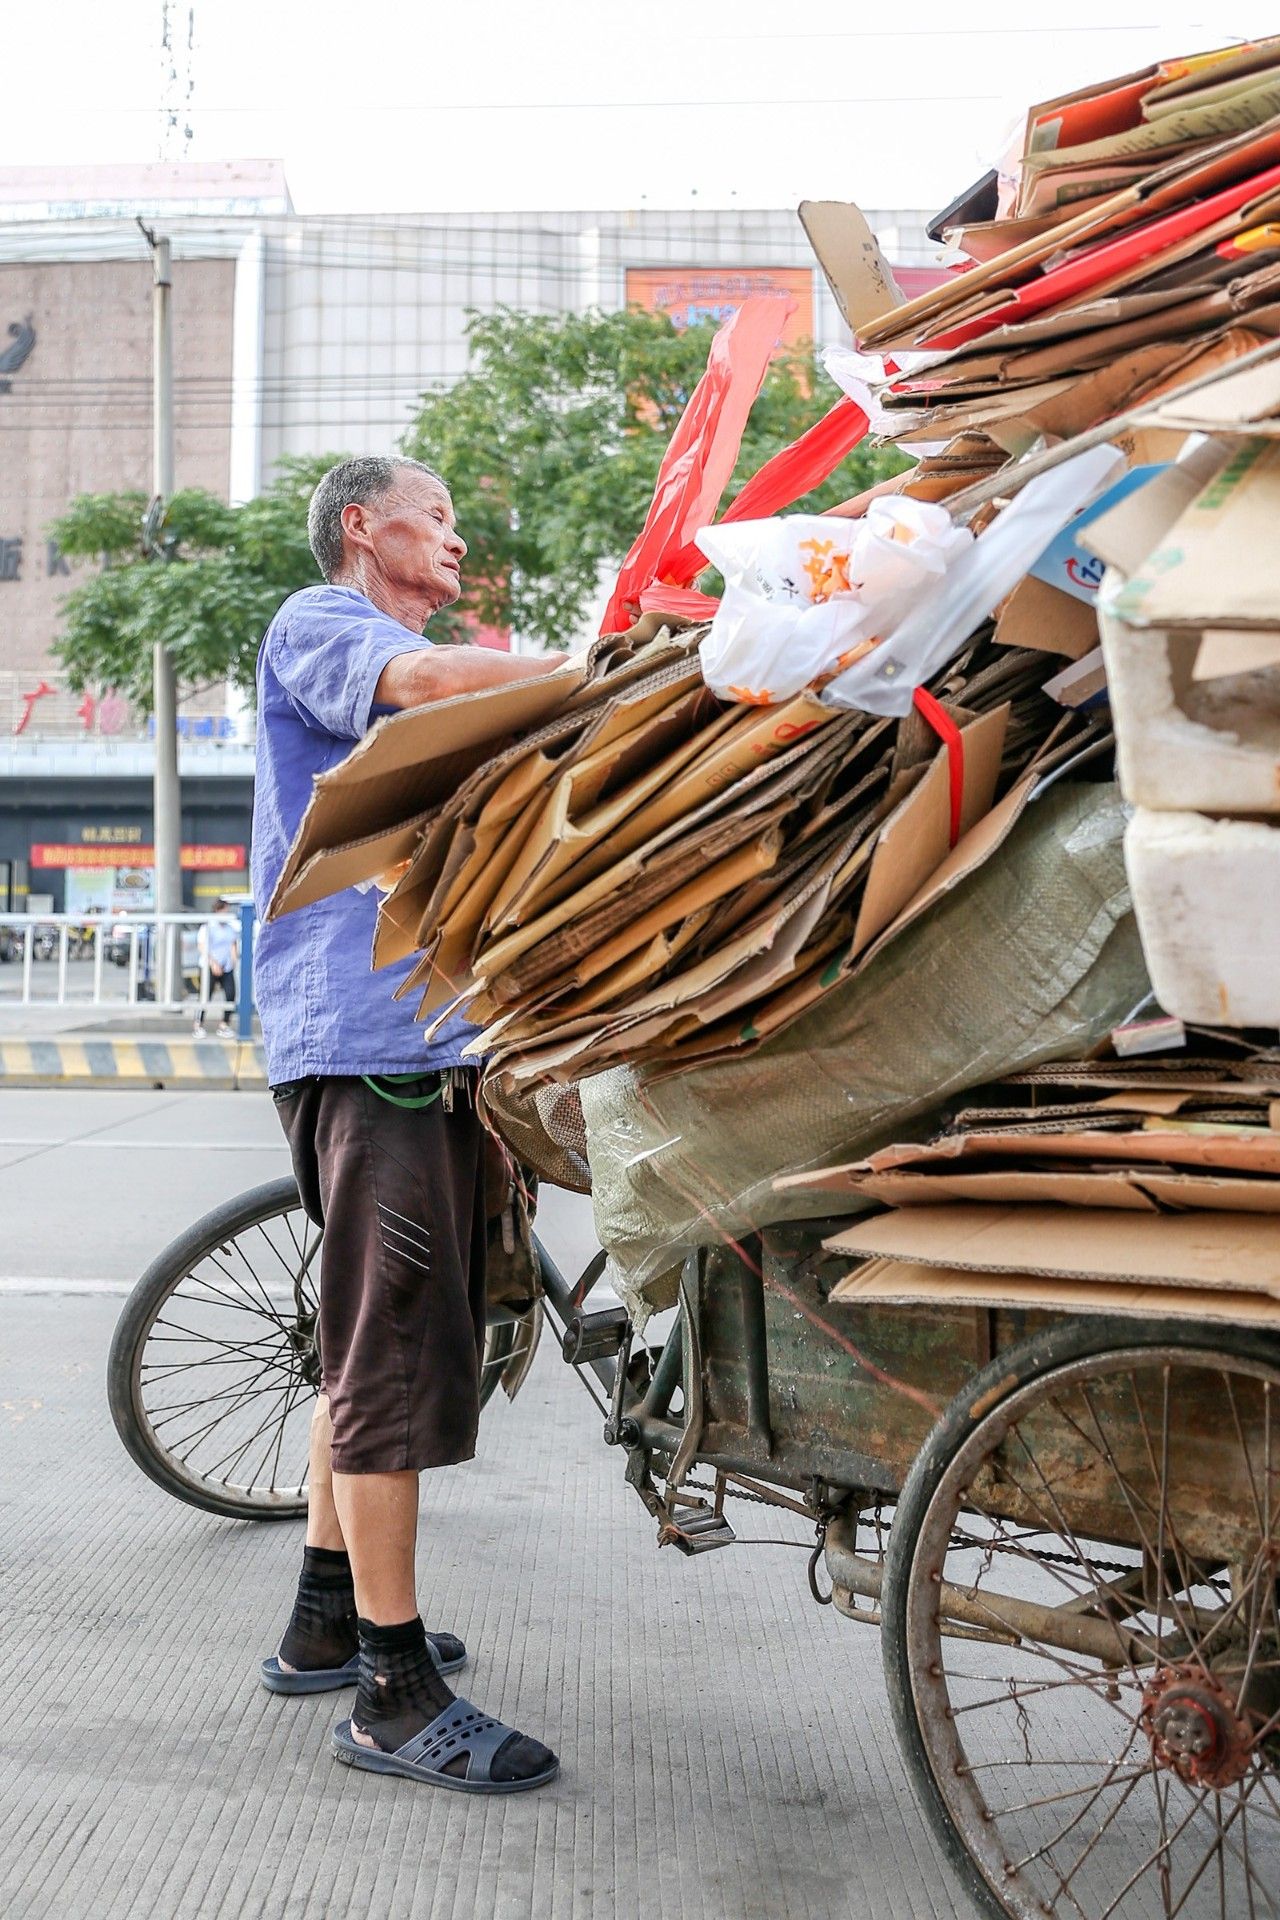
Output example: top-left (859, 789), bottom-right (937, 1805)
top-left (697, 501), bottom-right (970, 706)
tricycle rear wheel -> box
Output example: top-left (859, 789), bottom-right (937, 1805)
top-left (881, 1316), bottom-right (1280, 1920)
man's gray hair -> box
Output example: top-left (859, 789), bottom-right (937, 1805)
top-left (307, 455), bottom-right (444, 581)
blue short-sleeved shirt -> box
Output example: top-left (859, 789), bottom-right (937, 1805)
top-left (251, 583), bottom-right (480, 1083)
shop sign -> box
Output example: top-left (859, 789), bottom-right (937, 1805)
top-left (80, 826), bottom-right (144, 846)
top-left (625, 266), bottom-right (814, 349)
top-left (30, 844), bottom-right (246, 870)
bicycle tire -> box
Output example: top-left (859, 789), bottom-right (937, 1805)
top-left (880, 1314), bottom-right (1280, 1920)
top-left (108, 1175), bottom-right (518, 1522)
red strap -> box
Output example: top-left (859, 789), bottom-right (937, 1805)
top-left (912, 686), bottom-right (965, 849)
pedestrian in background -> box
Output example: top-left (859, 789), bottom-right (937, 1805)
top-left (194, 897), bottom-right (238, 1037)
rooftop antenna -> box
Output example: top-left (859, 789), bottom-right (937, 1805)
top-left (158, 1), bottom-right (196, 160)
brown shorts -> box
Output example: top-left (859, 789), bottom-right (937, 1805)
top-left (273, 1074), bottom-right (487, 1474)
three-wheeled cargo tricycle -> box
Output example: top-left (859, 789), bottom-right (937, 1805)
top-left (108, 1180), bottom-right (1280, 1919)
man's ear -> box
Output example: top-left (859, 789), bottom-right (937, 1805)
top-left (339, 500), bottom-right (373, 552)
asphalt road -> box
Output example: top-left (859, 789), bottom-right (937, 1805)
top-left (0, 1086), bottom-right (959, 1920)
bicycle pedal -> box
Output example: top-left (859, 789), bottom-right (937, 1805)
top-left (657, 1504), bottom-right (737, 1555)
top-left (560, 1304), bottom-right (630, 1365)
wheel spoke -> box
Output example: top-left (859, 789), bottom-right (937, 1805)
top-left (894, 1339), bottom-right (1280, 1920)
top-left (170, 1355), bottom-right (296, 1465)
top-left (120, 1191), bottom-right (516, 1515)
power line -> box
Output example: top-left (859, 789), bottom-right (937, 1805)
top-left (66, 92), bottom-right (1007, 115)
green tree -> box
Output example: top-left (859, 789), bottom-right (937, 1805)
top-left (50, 306), bottom-right (906, 701)
top-left (405, 306), bottom-right (906, 646)
top-left (50, 455), bottom-right (329, 711)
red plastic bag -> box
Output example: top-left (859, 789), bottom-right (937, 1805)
top-left (600, 295), bottom-right (783, 637)
top-left (644, 394), bottom-right (871, 618)
top-left (603, 295), bottom-right (871, 633)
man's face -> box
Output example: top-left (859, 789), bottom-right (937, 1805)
top-left (344, 470), bottom-right (466, 611)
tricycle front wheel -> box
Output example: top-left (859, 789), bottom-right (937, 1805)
top-left (881, 1316), bottom-right (1280, 1920)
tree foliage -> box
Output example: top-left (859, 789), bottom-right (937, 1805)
top-left (50, 305), bottom-right (907, 701)
top-left (405, 306), bottom-right (906, 646)
top-left (50, 458), bottom-right (328, 711)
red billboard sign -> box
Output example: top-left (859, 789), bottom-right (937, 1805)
top-left (626, 266), bottom-right (815, 349)
top-left (30, 844), bottom-right (246, 870)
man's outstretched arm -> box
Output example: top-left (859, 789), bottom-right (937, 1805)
top-left (373, 643), bottom-right (564, 710)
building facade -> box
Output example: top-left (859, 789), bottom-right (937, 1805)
top-left (0, 165), bottom-right (937, 910)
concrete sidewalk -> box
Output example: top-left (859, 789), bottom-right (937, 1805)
top-left (0, 1290), bottom-right (958, 1920)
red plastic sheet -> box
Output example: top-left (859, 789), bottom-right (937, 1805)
top-left (658, 394), bottom-right (871, 590)
top-left (603, 295), bottom-right (874, 633)
top-left (601, 296), bottom-right (783, 636)
top-left (912, 685), bottom-right (965, 848)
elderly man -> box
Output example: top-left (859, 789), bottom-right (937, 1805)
top-left (251, 455), bottom-right (560, 1793)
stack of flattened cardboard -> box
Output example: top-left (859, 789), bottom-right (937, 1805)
top-left (776, 1048), bottom-right (1280, 1326)
top-left (802, 36), bottom-right (1280, 678)
top-left (271, 610), bottom-right (1106, 1091)
top-left (1074, 364), bottom-right (1280, 1027)
top-left (830, 36), bottom-right (1280, 458)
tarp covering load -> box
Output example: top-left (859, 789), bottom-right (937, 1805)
top-left (569, 781), bottom-right (1146, 1311)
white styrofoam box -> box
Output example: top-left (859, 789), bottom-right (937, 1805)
top-left (1099, 591), bottom-right (1280, 816)
top-left (1125, 808), bottom-right (1280, 1028)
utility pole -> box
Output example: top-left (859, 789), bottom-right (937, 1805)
top-left (139, 219), bottom-right (183, 998)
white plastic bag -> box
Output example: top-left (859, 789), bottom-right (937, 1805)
top-left (822, 444), bottom-right (1125, 715)
top-left (697, 501), bottom-right (971, 706)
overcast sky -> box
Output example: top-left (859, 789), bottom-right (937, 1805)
top-left (11, 3), bottom-right (1280, 217)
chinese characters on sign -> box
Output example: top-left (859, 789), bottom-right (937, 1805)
top-left (0, 538), bottom-right (76, 581)
top-left (81, 826), bottom-right (144, 846)
top-left (11, 682), bottom-right (133, 737)
top-left (13, 679), bottom-right (54, 734)
top-left (28, 844), bottom-right (246, 871)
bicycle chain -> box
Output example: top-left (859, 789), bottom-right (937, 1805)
top-left (679, 1473), bottom-right (784, 1509)
top-left (677, 1487), bottom-right (1222, 1592)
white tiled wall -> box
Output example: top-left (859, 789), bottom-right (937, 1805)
top-left (255, 205), bottom-right (933, 474)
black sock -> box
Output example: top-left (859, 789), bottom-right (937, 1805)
top-left (353, 1615), bottom-right (557, 1783)
top-left (353, 1616), bottom-right (455, 1751)
top-left (278, 1545), bottom-right (357, 1671)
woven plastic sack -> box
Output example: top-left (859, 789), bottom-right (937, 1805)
top-left (576, 781), bottom-right (1148, 1318)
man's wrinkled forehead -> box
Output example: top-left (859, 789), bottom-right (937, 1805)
top-left (381, 472), bottom-right (454, 522)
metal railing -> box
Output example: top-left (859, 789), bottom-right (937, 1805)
top-left (0, 906), bottom-right (257, 1035)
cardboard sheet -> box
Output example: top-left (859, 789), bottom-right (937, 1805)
top-left (267, 657), bottom-right (593, 919)
top-left (797, 201), bottom-right (903, 332)
top-left (823, 1202), bottom-right (1280, 1294)
top-left (994, 578), bottom-right (1099, 659)
top-left (829, 1256), bottom-right (1280, 1327)
top-left (851, 1125), bottom-right (1280, 1177)
top-left (1112, 436), bottom-right (1280, 628)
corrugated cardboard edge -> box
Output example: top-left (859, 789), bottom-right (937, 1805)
top-left (788, 1163), bottom-right (1280, 1213)
top-left (824, 1201), bottom-right (1280, 1295)
top-left (829, 1255), bottom-right (1280, 1325)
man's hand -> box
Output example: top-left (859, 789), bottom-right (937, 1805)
top-left (374, 643), bottom-right (565, 711)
